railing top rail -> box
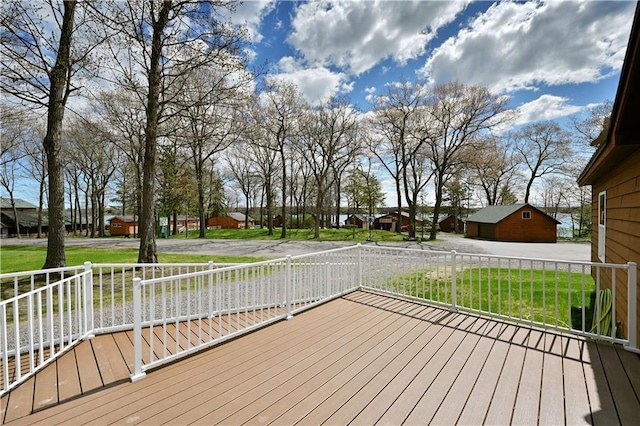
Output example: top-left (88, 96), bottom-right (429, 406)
top-left (360, 244), bottom-right (452, 257)
top-left (361, 245), bottom-right (630, 269)
top-left (0, 265), bottom-right (85, 280)
top-left (93, 262), bottom-right (216, 268)
top-left (138, 257), bottom-right (289, 286)
top-left (289, 244), bottom-right (361, 260)
top-left (0, 270), bottom-right (91, 307)
top-left (451, 251), bottom-right (631, 269)
top-left (136, 245), bottom-right (365, 287)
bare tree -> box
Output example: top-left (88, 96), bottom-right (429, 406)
top-left (1, 0), bottom-right (96, 266)
top-left (174, 66), bottom-right (251, 238)
top-left (65, 117), bottom-right (118, 237)
top-left (368, 80), bottom-right (428, 237)
top-left (96, 0), bottom-right (247, 261)
top-left (257, 79), bottom-right (305, 239)
top-left (512, 121), bottom-right (573, 204)
top-left (298, 97), bottom-right (360, 238)
top-left (470, 136), bottom-right (520, 206)
top-left (422, 82), bottom-right (510, 240)
top-left (95, 89), bottom-right (146, 223)
top-left (225, 143), bottom-right (261, 228)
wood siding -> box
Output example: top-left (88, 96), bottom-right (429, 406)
top-left (109, 218), bottom-right (137, 236)
top-left (493, 206), bottom-right (557, 242)
top-left (466, 206), bottom-right (557, 242)
top-left (207, 217), bottom-right (244, 229)
top-left (591, 148), bottom-right (640, 345)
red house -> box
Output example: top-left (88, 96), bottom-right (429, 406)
top-left (465, 204), bottom-right (559, 243)
top-left (108, 216), bottom-right (137, 237)
top-left (207, 212), bottom-right (255, 229)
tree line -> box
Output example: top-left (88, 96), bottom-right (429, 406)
top-left (1, 1), bottom-right (608, 267)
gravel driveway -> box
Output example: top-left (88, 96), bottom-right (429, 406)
top-left (4, 233), bottom-right (590, 262)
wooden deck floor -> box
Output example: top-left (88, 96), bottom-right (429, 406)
top-left (2, 291), bottom-right (640, 425)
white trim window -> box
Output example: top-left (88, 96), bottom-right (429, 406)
top-left (522, 211), bottom-right (531, 219)
top-left (598, 191), bottom-right (606, 262)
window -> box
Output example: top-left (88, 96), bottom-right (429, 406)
top-left (598, 191), bottom-right (606, 262)
top-left (522, 211), bottom-right (531, 219)
top-left (111, 223), bottom-right (121, 228)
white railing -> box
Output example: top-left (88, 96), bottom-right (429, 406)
top-left (1, 265), bottom-right (86, 301)
top-left (0, 244), bottom-right (637, 392)
top-left (130, 246), bottom-right (360, 380)
top-left (0, 265), bottom-right (94, 395)
top-left (0, 261), bottom-right (235, 395)
top-left (359, 246), bottom-right (637, 352)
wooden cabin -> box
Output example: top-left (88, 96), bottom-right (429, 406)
top-left (438, 215), bottom-right (465, 233)
top-left (465, 204), bottom-right (559, 243)
top-left (374, 210), bottom-right (410, 232)
top-left (577, 4), bottom-right (640, 346)
top-left (344, 214), bottom-right (371, 229)
top-left (108, 216), bottom-right (138, 237)
top-left (207, 212), bottom-right (255, 229)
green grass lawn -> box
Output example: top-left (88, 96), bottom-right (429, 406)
top-left (178, 227), bottom-right (407, 242)
top-left (390, 266), bottom-right (596, 330)
top-left (0, 245), bottom-right (267, 274)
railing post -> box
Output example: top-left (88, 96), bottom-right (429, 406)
top-left (449, 251), bottom-right (458, 313)
top-left (285, 256), bottom-right (293, 320)
top-left (626, 262), bottom-right (637, 353)
top-left (357, 243), bottom-right (363, 289)
top-left (83, 262), bottom-right (95, 339)
top-left (130, 278), bottom-right (146, 381)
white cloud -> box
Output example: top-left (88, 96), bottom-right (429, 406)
top-left (270, 57), bottom-right (352, 105)
top-left (420, 1), bottom-right (635, 93)
top-left (287, 0), bottom-right (470, 75)
top-left (227, 0), bottom-right (276, 43)
top-left (513, 95), bottom-right (584, 126)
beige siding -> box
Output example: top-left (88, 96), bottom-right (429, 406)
top-left (591, 148), bottom-right (640, 345)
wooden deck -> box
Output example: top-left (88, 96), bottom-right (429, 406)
top-left (2, 291), bottom-right (640, 425)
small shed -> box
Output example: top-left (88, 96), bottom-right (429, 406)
top-left (109, 216), bottom-right (138, 237)
top-left (465, 204), bottom-right (559, 243)
top-left (438, 215), bottom-right (465, 233)
top-left (207, 212), bottom-right (255, 229)
top-left (344, 214), bottom-right (371, 229)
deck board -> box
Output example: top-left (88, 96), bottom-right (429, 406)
top-left (596, 342), bottom-right (640, 425)
top-left (3, 291), bottom-right (640, 425)
top-left (538, 334), bottom-right (565, 425)
top-left (90, 334), bottom-right (131, 383)
top-left (482, 326), bottom-right (528, 425)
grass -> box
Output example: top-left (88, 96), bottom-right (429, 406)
top-left (178, 227), bottom-right (407, 242)
top-left (389, 266), bottom-right (596, 330)
top-left (0, 245), bottom-right (267, 274)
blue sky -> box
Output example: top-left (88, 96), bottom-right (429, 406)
top-left (234, 0), bottom-right (635, 123)
top-left (7, 1), bottom-right (638, 208)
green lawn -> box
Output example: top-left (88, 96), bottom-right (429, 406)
top-left (0, 245), bottom-right (267, 274)
top-left (178, 227), bottom-right (407, 242)
top-left (389, 267), bottom-right (596, 330)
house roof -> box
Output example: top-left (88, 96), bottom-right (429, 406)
top-left (0, 197), bottom-right (38, 210)
top-left (110, 215), bottom-right (137, 223)
top-left (578, 4), bottom-right (640, 185)
top-left (466, 203), bottom-right (560, 225)
top-left (226, 212), bottom-right (254, 222)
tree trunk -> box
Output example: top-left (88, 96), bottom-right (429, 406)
top-left (280, 151), bottom-right (287, 239)
top-left (429, 174), bottom-right (444, 241)
top-left (138, 2), bottom-right (171, 263)
top-left (37, 177), bottom-right (44, 238)
top-left (43, 0), bottom-right (76, 268)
